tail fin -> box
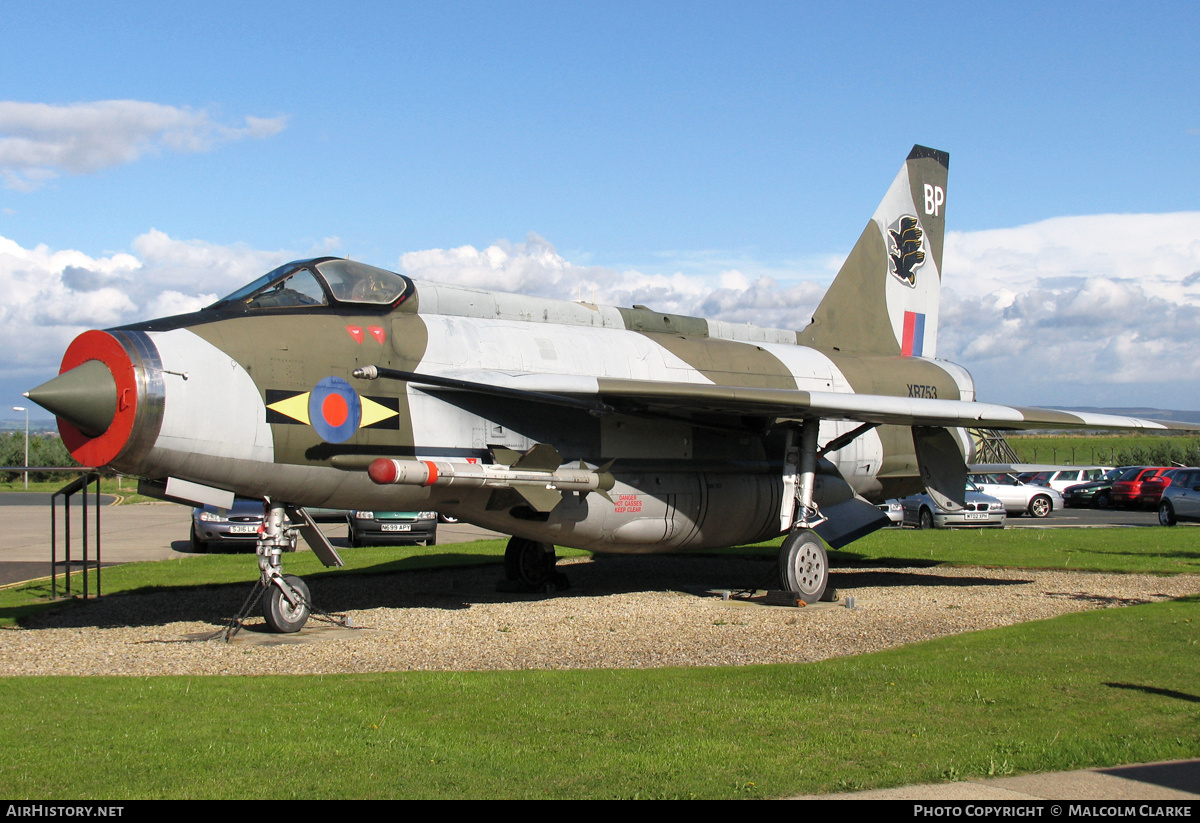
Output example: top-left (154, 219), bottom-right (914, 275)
top-left (798, 145), bottom-right (949, 358)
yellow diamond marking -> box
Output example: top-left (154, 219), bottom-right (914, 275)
top-left (359, 395), bottom-right (399, 428)
top-left (268, 392), bottom-right (311, 425)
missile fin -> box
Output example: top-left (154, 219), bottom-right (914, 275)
top-left (490, 447), bottom-right (523, 466)
top-left (512, 443), bottom-right (563, 472)
top-left (514, 484), bottom-right (564, 513)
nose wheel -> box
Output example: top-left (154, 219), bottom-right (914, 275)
top-left (263, 575), bottom-right (311, 633)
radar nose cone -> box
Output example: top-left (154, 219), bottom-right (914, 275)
top-left (25, 360), bottom-right (118, 437)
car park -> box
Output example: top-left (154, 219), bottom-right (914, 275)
top-left (899, 483), bottom-right (1006, 529)
top-left (1029, 466), bottom-right (1114, 493)
top-left (190, 497), bottom-right (295, 552)
top-left (1110, 466), bottom-right (1171, 509)
top-left (1061, 467), bottom-right (1128, 508)
top-left (1157, 468), bottom-right (1200, 526)
top-left (348, 510), bottom-right (438, 547)
top-left (967, 473), bottom-right (1062, 518)
top-left (1136, 468), bottom-right (1188, 510)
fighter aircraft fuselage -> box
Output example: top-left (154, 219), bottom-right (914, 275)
top-left (52, 268), bottom-right (968, 554)
top-left (31, 146), bottom-right (1191, 625)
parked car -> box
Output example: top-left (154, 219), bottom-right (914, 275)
top-left (190, 497), bottom-right (295, 552)
top-left (876, 499), bottom-right (905, 525)
top-left (1109, 466), bottom-right (1171, 509)
top-left (348, 510), bottom-right (438, 547)
top-left (967, 473), bottom-right (1062, 518)
top-left (1061, 468), bottom-right (1128, 509)
top-left (900, 483), bottom-right (1006, 529)
top-left (1157, 468), bottom-right (1200, 526)
top-left (1136, 468), bottom-right (1189, 510)
top-left (1028, 466), bottom-right (1114, 493)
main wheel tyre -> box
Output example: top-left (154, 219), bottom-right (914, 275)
top-left (263, 575), bottom-right (311, 633)
top-left (778, 529), bottom-right (829, 604)
top-left (1028, 495), bottom-right (1052, 518)
top-left (1094, 492), bottom-right (1111, 509)
top-left (504, 537), bottom-right (556, 588)
top-left (1159, 501), bottom-right (1177, 527)
top-left (918, 507), bottom-right (935, 530)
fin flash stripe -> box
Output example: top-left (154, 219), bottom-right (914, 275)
top-left (902, 311), bottom-right (926, 357)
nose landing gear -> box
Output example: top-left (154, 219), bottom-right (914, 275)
top-left (257, 502), bottom-right (311, 633)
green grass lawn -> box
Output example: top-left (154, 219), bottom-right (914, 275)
top-left (704, 525), bottom-right (1200, 575)
top-left (1, 528), bottom-right (1197, 799)
top-left (1004, 433), bottom-right (1200, 466)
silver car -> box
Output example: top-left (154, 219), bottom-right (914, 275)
top-left (968, 473), bottom-right (1063, 518)
top-left (190, 497), bottom-right (296, 552)
top-left (1157, 468), bottom-right (1200, 526)
top-left (876, 499), bottom-right (905, 526)
top-left (900, 483), bottom-right (1007, 529)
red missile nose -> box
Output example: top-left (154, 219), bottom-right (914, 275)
top-left (368, 458), bottom-right (398, 485)
top-left (25, 330), bottom-right (139, 467)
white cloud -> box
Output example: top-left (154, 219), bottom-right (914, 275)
top-left (939, 213), bottom-right (1200, 405)
top-left (0, 100), bottom-right (288, 190)
top-left (0, 231), bottom-right (293, 379)
top-left (399, 232), bottom-right (826, 328)
top-left (6, 212), bottom-right (1200, 411)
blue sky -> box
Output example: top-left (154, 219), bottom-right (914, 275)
top-left (3, 1), bottom-right (1199, 418)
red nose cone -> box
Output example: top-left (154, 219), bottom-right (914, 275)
top-left (368, 458), bottom-right (398, 485)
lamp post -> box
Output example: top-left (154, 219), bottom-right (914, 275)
top-left (12, 406), bottom-right (28, 490)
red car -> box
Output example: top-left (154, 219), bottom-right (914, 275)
top-left (1138, 468), bottom-right (1188, 509)
top-left (1109, 466), bottom-right (1171, 509)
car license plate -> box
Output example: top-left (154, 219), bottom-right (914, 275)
top-left (381, 523), bottom-right (411, 532)
top-left (229, 525), bottom-right (258, 534)
top-left (964, 512), bottom-right (988, 520)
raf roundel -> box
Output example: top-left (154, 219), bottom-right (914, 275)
top-left (308, 376), bottom-right (362, 443)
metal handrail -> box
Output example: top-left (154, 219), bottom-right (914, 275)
top-left (50, 472), bottom-right (102, 599)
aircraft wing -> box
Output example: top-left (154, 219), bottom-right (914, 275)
top-left (369, 367), bottom-right (1200, 432)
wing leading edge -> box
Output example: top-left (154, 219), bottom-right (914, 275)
top-left (359, 367), bottom-right (1199, 433)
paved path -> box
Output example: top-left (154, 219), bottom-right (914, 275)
top-left (0, 502), bottom-right (503, 586)
top-left (797, 758), bottom-right (1200, 800)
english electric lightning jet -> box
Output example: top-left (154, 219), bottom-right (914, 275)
top-left (26, 146), bottom-right (1193, 632)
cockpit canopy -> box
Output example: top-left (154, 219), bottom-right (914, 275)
top-left (209, 258), bottom-right (415, 312)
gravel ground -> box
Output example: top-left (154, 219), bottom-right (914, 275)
top-left (3, 555), bottom-right (1197, 677)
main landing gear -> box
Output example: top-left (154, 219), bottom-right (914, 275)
top-left (777, 420), bottom-right (835, 604)
top-left (501, 536), bottom-right (570, 592)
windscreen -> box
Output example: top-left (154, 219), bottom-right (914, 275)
top-left (208, 258), bottom-right (414, 311)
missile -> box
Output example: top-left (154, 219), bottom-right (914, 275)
top-left (367, 445), bottom-right (615, 513)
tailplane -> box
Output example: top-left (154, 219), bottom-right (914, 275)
top-left (798, 145), bottom-right (949, 358)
